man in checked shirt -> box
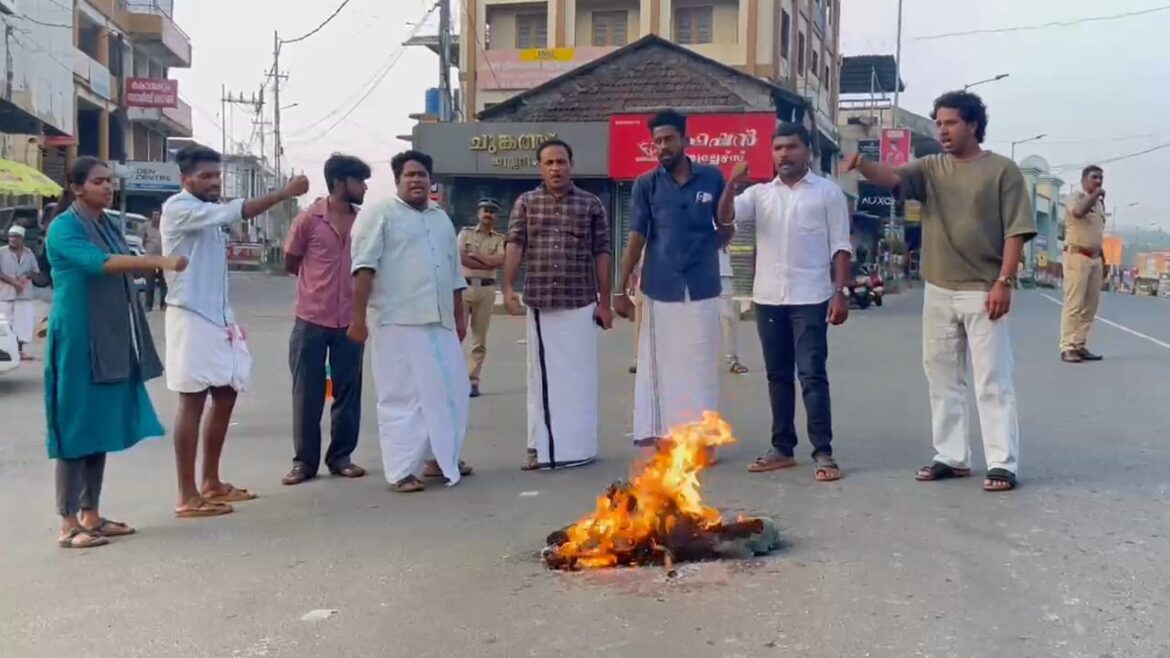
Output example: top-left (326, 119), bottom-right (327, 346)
top-left (503, 138), bottom-right (613, 472)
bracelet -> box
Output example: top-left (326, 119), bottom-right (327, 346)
top-left (613, 292), bottom-right (628, 298)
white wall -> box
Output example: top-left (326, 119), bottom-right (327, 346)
top-left (1, 0), bottom-right (75, 135)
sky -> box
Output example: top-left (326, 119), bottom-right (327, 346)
top-left (173, 0), bottom-right (1170, 230)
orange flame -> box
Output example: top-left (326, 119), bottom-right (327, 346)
top-left (550, 411), bottom-right (736, 569)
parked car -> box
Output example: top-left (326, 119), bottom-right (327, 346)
top-left (124, 234), bottom-right (148, 299)
top-left (0, 316), bottom-right (20, 375)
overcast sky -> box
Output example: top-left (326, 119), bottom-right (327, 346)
top-left (173, 0), bottom-right (1170, 229)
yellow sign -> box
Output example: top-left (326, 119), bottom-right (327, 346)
top-left (470, 132), bottom-right (558, 155)
top-left (518, 48), bottom-right (574, 62)
top-left (904, 200), bottom-right (922, 223)
top-left (1037, 252), bottom-right (1048, 268)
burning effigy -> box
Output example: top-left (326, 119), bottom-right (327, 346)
top-left (542, 411), bottom-right (780, 571)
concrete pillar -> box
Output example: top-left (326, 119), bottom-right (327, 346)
top-left (98, 109), bottom-right (110, 161)
top-left (96, 28), bottom-right (110, 67)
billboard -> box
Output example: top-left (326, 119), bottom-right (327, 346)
top-left (125, 78), bottom-right (179, 109)
top-left (880, 128), bottom-right (912, 168)
top-left (609, 113), bottom-right (777, 181)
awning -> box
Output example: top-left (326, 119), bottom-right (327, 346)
top-left (0, 159), bottom-right (64, 196)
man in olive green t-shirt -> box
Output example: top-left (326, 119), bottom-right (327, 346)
top-left (844, 90), bottom-right (1035, 493)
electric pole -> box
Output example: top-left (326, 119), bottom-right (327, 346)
top-left (272, 31), bottom-right (285, 183)
top-left (438, 0), bottom-right (453, 121)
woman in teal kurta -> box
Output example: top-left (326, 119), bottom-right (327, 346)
top-left (45, 157), bottom-right (187, 549)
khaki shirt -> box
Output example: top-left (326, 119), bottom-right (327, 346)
top-left (1064, 189), bottom-right (1106, 250)
top-left (897, 152), bottom-right (1037, 291)
top-left (458, 226), bottom-right (505, 279)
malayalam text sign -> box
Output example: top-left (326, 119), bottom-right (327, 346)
top-left (125, 78), bottom-right (179, 109)
top-left (609, 113), bottom-right (776, 181)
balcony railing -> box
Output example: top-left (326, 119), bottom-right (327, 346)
top-left (73, 48), bottom-right (115, 102)
top-left (125, 0), bottom-right (191, 66)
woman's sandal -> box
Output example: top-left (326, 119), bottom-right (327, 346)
top-left (392, 475), bottom-right (426, 493)
top-left (983, 468), bottom-right (1018, 492)
top-left (58, 527), bottom-right (108, 549)
top-left (85, 518), bottom-right (136, 537)
top-left (915, 462), bottom-right (972, 481)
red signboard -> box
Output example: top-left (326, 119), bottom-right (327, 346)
top-left (609, 113), bottom-right (777, 181)
top-left (125, 78), bottom-right (179, 109)
top-left (880, 128), bottom-right (911, 168)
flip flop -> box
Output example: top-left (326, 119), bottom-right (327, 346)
top-left (748, 450), bottom-right (797, 473)
top-left (915, 462), bottom-right (972, 482)
top-left (422, 460), bottom-right (473, 478)
top-left (520, 450), bottom-right (539, 471)
top-left (202, 484), bottom-right (258, 503)
top-left (58, 527), bottom-right (108, 549)
top-left (983, 468), bottom-right (1018, 492)
top-left (392, 475), bottom-right (425, 493)
top-left (813, 456), bottom-right (842, 482)
top-left (174, 500), bottom-right (234, 518)
top-left (728, 361), bottom-right (749, 374)
top-left (85, 518), bottom-right (136, 537)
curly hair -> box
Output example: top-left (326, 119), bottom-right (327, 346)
top-left (390, 150), bottom-right (433, 182)
top-left (931, 91), bottom-right (989, 144)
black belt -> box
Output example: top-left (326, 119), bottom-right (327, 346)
top-left (468, 278), bottom-right (496, 286)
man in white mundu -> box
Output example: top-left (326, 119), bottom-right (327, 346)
top-left (162, 143), bottom-right (309, 518)
top-left (348, 150), bottom-right (472, 494)
top-left (614, 110), bottom-right (736, 451)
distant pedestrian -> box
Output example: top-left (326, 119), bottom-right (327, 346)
top-left (163, 144), bottom-right (309, 517)
top-left (280, 154), bottom-right (371, 486)
top-left (348, 150), bottom-right (473, 493)
top-left (44, 156), bottom-right (187, 548)
top-left (459, 198), bottom-right (506, 398)
top-left (1060, 165), bottom-right (1107, 363)
top-left (613, 109), bottom-right (735, 458)
top-left (142, 210), bottom-right (167, 310)
top-left (844, 90), bottom-right (1036, 492)
top-left (503, 138), bottom-right (613, 471)
top-left (736, 122), bottom-right (852, 481)
top-left (718, 246), bottom-right (748, 374)
top-left (0, 225), bottom-right (39, 359)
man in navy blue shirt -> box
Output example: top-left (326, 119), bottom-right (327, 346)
top-left (614, 110), bottom-right (738, 455)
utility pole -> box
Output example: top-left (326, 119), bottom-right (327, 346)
top-left (438, 0), bottom-right (453, 121)
top-left (272, 31), bottom-right (284, 183)
top-left (220, 83), bottom-right (228, 180)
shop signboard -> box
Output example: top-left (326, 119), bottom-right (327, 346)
top-left (857, 139), bottom-right (881, 162)
top-left (411, 122), bottom-right (609, 178)
top-left (608, 113), bottom-right (776, 181)
top-left (125, 78), bottom-right (179, 109)
top-left (477, 47), bottom-right (612, 91)
top-left (880, 128), bottom-right (912, 167)
top-left (857, 181), bottom-right (903, 217)
top-left (117, 161), bottom-right (181, 193)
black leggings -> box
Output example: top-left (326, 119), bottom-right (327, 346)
top-left (56, 453), bottom-right (106, 517)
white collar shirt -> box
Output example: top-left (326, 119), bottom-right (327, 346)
top-left (733, 171), bottom-right (853, 306)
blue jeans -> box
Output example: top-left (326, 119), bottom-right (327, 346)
top-left (755, 302), bottom-right (833, 458)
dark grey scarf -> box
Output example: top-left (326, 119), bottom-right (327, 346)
top-left (72, 204), bottom-right (164, 384)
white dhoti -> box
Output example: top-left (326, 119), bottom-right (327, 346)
top-left (634, 296), bottom-right (721, 442)
top-left (1, 299), bottom-right (35, 345)
top-left (526, 303), bottom-right (598, 469)
top-left (372, 323), bottom-right (470, 486)
top-left (165, 307), bottom-right (253, 393)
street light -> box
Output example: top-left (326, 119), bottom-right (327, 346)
top-left (1010, 134), bottom-right (1046, 160)
top-left (963, 73), bottom-right (1010, 91)
top-left (1111, 201), bottom-right (1139, 233)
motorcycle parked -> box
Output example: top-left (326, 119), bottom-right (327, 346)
top-left (868, 268), bottom-right (885, 307)
top-left (848, 267), bottom-right (872, 310)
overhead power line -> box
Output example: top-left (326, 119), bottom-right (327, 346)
top-left (280, 0), bottom-right (354, 45)
top-left (283, 2), bottom-right (440, 144)
top-left (916, 4), bottom-right (1170, 41)
top-left (14, 13), bottom-right (71, 29)
top-left (1051, 141), bottom-right (1170, 172)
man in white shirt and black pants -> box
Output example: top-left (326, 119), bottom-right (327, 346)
top-left (727, 122), bottom-right (853, 482)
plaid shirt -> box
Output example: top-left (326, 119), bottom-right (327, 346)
top-left (506, 184), bottom-right (611, 310)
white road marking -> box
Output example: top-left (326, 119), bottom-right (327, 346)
top-left (1039, 293), bottom-right (1170, 350)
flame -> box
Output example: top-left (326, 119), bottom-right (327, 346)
top-left (549, 411), bottom-right (736, 569)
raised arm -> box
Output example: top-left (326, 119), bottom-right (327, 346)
top-left (1069, 189), bottom-right (1103, 219)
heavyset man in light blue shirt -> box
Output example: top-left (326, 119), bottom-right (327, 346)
top-left (348, 150), bottom-right (472, 493)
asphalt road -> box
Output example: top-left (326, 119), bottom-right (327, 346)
top-left (2, 276), bottom-right (1169, 658)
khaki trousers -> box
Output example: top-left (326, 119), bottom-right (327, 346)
top-left (1060, 252), bottom-right (1103, 352)
top-left (463, 285), bottom-right (495, 383)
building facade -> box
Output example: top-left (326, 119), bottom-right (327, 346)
top-left (1018, 155), bottom-right (1064, 286)
top-left (457, 0), bottom-right (841, 135)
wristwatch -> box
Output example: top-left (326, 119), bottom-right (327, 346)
top-left (996, 275), bottom-right (1016, 287)
top-left (836, 286), bottom-right (850, 297)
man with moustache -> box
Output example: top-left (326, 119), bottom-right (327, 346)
top-left (459, 198), bottom-right (506, 398)
top-left (613, 109), bottom-right (735, 456)
top-left (844, 90), bottom-right (1035, 492)
top-left (1059, 165), bottom-right (1107, 363)
top-left (503, 138), bottom-right (613, 471)
top-left (281, 154), bottom-right (372, 486)
top-left (348, 150), bottom-right (472, 493)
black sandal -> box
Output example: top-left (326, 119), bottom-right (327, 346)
top-left (915, 462), bottom-right (972, 481)
top-left (983, 468), bottom-right (1018, 492)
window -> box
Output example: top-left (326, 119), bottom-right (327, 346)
top-left (811, 50), bottom-right (819, 75)
top-left (780, 9), bottom-right (791, 58)
top-left (797, 31), bottom-right (805, 74)
top-left (824, 64), bottom-right (831, 86)
top-left (592, 10), bottom-right (628, 47)
top-left (675, 6), bottom-right (713, 45)
top-left (515, 12), bottom-right (548, 49)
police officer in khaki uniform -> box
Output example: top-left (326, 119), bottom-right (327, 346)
top-left (459, 198), bottom-right (506, 396)
top-left (1061, 164), bottom-right (1107, 363)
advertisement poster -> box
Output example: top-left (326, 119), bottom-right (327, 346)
top-left (609, 113), bottom-right (777, 181)
top-left (880, 128), bottom-right (912, 168)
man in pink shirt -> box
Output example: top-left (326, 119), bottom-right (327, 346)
top-left (281, 155), bottom-right (371, 485)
